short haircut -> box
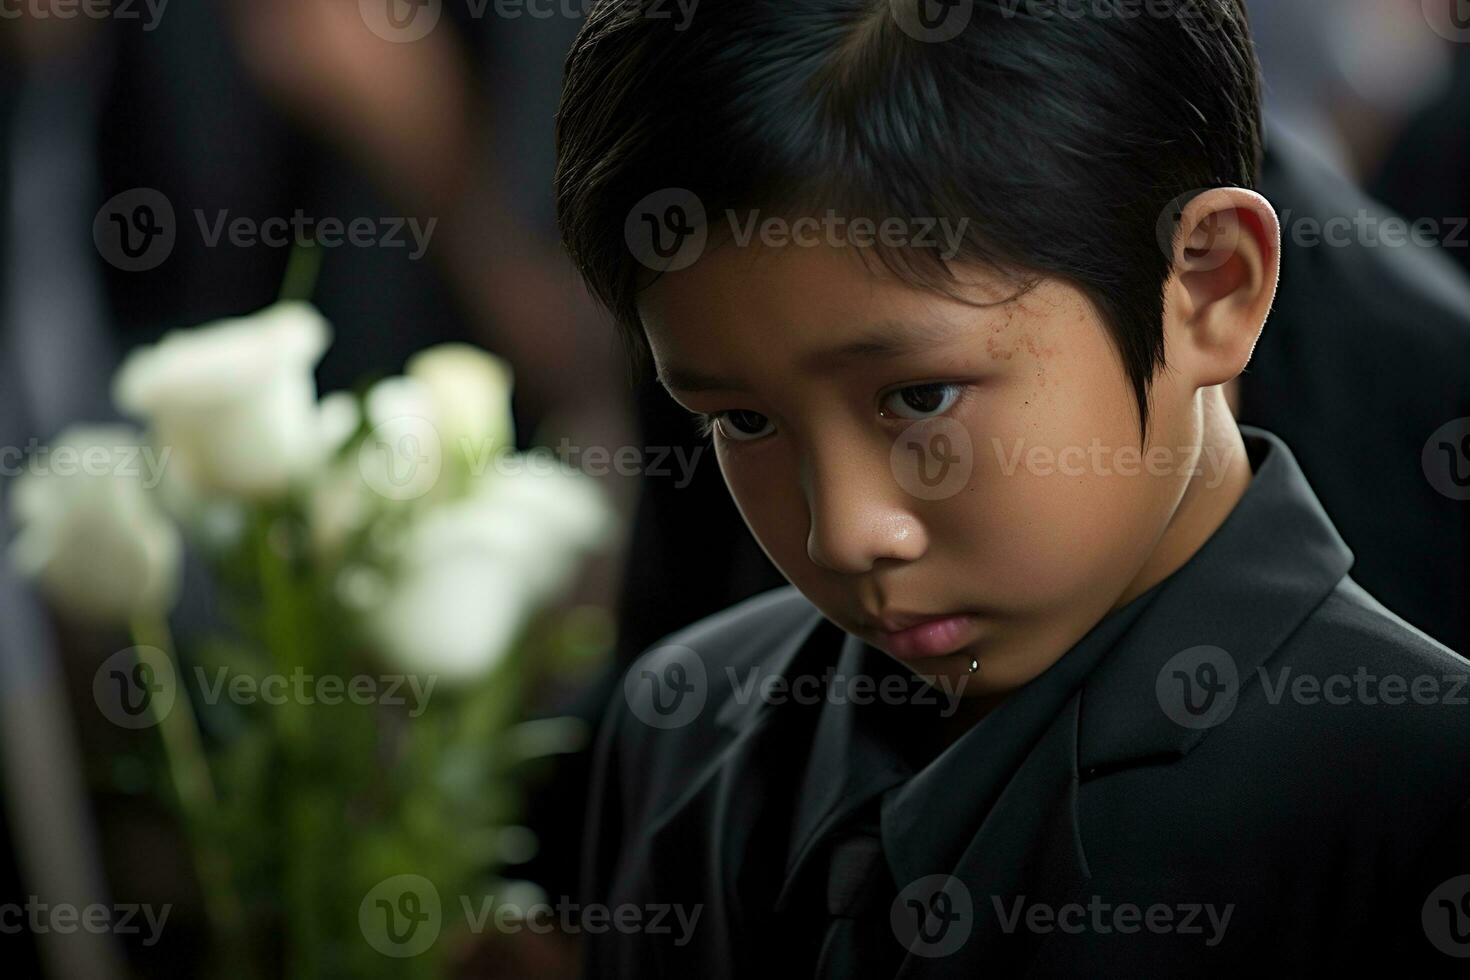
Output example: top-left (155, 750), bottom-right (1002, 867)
top-left (555, 0), bottom-right (1264, 439)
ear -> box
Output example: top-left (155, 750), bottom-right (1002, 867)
top-left (1162, 187), bottom-right (1280, 389)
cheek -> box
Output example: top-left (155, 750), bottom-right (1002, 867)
top-left (718, 446), bottom-right (810, 566)
top-left (960, 459), bottom-right (1163, 597)
top-left (945, 333), bottom-right (1176, 604)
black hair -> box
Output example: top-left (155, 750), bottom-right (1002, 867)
top-left (555, 0), bottom-right (1263, 439)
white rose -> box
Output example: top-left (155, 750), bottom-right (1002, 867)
top-left (358, 375), bottom-right (445, 503)
top-left (8, 425), bottom-right (182, 624)
top-left (363, 537), bottom-right (533, 683)
top-left (111, 301), bottom-right (332, 500)
top-left (406, 343), bottom-right (515, 467)
top-left (474, 452), bottom-right (618, 591)
top-left (363, 456), bottom-right (613, 682)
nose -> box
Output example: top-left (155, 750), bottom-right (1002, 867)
top-left (803, 444), bottom-right (928, 574)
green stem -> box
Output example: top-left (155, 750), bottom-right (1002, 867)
top-left (252, 514), bottom-right (320, 979)
top-left (130, 611), bottom-right (253, 977)
top-left (278, 239), bottom-right (323, 304)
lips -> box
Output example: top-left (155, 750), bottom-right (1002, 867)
top-left (865, 605), bottom-right (976, 631)
top-left (870, 610), bottom-right (948, 633)
top-left (868, 612), bottom-right (979, 660)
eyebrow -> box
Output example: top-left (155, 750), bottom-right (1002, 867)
top-left (657, 318), bottom-right (967, 393)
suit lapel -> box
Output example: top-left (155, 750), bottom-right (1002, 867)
top-left (893, 691), bottom-right (1092, 977)
top-left (639, 611), bottom-right (833, 974)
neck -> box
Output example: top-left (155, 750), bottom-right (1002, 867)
top-left (1111, 385), bottom-right (1252, 612)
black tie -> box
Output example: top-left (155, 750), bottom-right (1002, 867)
top-left (812, 808), bottom-right (907, 979)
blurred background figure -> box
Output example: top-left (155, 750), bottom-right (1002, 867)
top-left (3, 10), bottom-right (162, 980)
top-left (1373, 41), bottom-right (1470, 279)
top-left (1, 2), bottom-right (1468, 979)
top-left (1246, 0), bottom-right (1458, 178)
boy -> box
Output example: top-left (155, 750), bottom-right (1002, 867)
top-left (555, 1), bottom-right (1470, 974)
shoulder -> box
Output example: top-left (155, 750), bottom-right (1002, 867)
top-left (1252, 575), bottom-right (1470, 757)
top-left (1281, 576), bottom-right (1470, 698)
top-left (1215, 575), bottom-right (1470, 837)
top-left (1080, 576), bottom-right (1470, 925)
top-left (1091, 575), bottom-right (1470, 834)
top-left (633, 583), bottom-right (824, 684)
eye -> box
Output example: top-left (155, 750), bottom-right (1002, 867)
top-left (879, 382), bottom-right (967, 420)
top-left (693, 409), bottom-right (774, 442)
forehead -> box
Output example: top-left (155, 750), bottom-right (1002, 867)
top-left (638, 242), bottom-right (1027, 387)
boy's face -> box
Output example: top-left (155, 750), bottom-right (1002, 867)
top-left (639, 241), bottom-right (1216, 698)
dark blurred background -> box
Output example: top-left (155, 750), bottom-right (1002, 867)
top-left (2, 1), bottom-right (1469, 977)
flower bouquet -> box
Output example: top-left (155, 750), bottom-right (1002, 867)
top-left (7, 299), bottom-right (616, 978)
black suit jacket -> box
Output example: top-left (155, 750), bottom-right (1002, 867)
top-left (582, 428), bottom-right (1470, 976)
